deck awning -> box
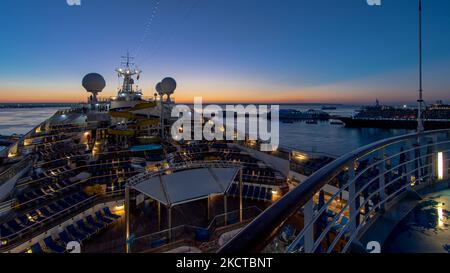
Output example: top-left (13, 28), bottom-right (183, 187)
top-left (130, 167), bottom-right (239, 207)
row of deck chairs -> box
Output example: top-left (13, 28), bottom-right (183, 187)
top-left (227, 183), bottom-right (273, 201)
top-left (17, 178), bottom-right (83, 205)
top-left (28, 208), bottom-right (121, 253)
top-left (43, 166), bottom-right (73, 178)
top-left (1, 192), bottom-right (90, 241)
top-left (38, 144), bottom-right (85, 163)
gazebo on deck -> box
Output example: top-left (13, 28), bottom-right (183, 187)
top-left (124, 162), bottom-right (243, 252)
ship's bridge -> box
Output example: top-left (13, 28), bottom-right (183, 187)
top-left (219, 129), bottom-right (450, 253)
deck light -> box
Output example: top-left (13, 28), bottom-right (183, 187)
top-left (438, 152), bottom-right (444, 180)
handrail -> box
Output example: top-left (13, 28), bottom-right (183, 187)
top-left (218, 129), bottom-right (450, 253)
top-left (0, 190), bottom-right (125, 252)
top-left (0, 156), bottom-right (32, 187)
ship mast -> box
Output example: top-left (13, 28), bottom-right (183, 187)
top-left (116, 52), bottom-right (142, 96)
top-left (417, 0), bottom-right (424, 133)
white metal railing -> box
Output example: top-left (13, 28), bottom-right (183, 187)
top-left (219, 129), bottom-right (450, 253)
top-left (286, 130), bottom-right (449, 253)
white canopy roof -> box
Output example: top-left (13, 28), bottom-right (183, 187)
top-left (131, 167), bottom-right (239, 207)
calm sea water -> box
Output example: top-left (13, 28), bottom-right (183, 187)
top-left (0, 105), bottom-right (414, 156)
top-left (0, 108), bottom-right (60, 136)
top-left (277, 105), bottom-right (414, 156)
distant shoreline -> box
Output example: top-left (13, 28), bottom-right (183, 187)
top-left (0, 103), bottom-right (77, 109)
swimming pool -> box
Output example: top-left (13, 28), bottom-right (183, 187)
top-left (130, 144), bottom-right (163, 152)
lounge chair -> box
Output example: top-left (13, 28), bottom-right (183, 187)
top-left (30, 243), bottom-right (44, 253)
top-left (0, 224), bottom-right (13, 237)
top-left (38, 207), bottom-right (54, 217)
top-left (56, 200), bottom-right (70, 209)
top-left (58, 230), bottom-right (73, 245)
top-left (66, 225), bottom-right (89, 242)
top-left (7, 219), bottom-right (24, 232)
top-left (95, 211), bottom-right (113, 225)
top-left (103, 207), bottom-right (121, 219)
top-left (64, 196), bottom-right (78, 206)
top-left (76, 220), bottom-right (96, 235)
top-left (44, 236), bottom-right (65, 253)
top-left (332, 216), bottom-right (349, 232)
top-left (86, 215), bottom-right (106, 229)
top-left (48, 203), bottom-right (63, 213)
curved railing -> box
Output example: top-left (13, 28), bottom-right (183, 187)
top-left (0, 190), bottom-right (125, 252)
top-left (218, 129), bottom-right (450, 253)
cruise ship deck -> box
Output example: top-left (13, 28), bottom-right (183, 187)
top-left (0, 62), bottom-right (335, 254)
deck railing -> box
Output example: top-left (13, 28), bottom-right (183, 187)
top-left (218, 129), bottom-right (450, 253)
top-left (130, 206), bottom-right (262, 253)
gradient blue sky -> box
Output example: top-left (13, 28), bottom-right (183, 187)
top-left (0, 0), bottom-right (449, 104)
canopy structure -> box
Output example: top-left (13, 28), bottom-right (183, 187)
top-left (124, 166), bottom-right (243, 252)
top-left (130, 167), bottom-right (239, 207)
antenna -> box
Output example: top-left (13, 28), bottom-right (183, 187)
top-left (121, 52), bottom-right (135, 68)
top-left (417, 0), bottom-right (424, 133)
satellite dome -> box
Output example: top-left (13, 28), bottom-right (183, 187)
top-left (161, 77), bottom-right (177, 95)
top-left (82, 73), bottom-right (106, 93)
top-left (155, 82), bottom-right (164, 96)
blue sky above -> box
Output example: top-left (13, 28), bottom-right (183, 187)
top-left (0, 0), bottom-right (449, 104)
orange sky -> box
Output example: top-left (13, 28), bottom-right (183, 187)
top-left (0, 65), bottom-right (444, 105)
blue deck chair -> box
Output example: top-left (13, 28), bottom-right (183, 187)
top-left (64, 196), bottom-right (78, 206)
top-left (259, 188), bottom-right (266, 200)
top-left (58, 230), bottom-right (73, 245)
top-left (56, 200), bottom-right (70, 210)
top-left (266, 188), bottom-right (272, 200)
top-left (195, 228), bottom-right (210, 242)
top-left (28, 211), bottom-right (45, 222)
top-left (60, 180), bottom-right (71, 187)
top-left (86, 215), bottom-right (105, 229)
top-left (247, 186), bottom-right (255, 199)
top-left (48, 203), bottom-right (63, 213)
top-left (30, 243), bottom-right (43, 253)
top-left (17, 215), bottom-right (33, 227)
top-left (0, 224), bottom-right (13, 237)
top-left (38, 207), bottom-right (54, 217)
top-left (71, 194), bottom-right (83, 203)
top-left (44, 236), bottom-right (65, 253)
top-left (253, 186), bottom-right (261, 199)
top-left (227, 183), bottom-right (236, 196)
top-left (95, 211), bottom-right (113, 225)
top-left (332, 216), bottom-right (349, 232)
top-left (66, 225), bottom-right (89, 242)
top-left (103, 207), bottom-right (121, 219)
top-left (242, 185), bottom-right (249, 197)
top-left (27, 191), bottom-right (39, 200)
top-left (76, 220), bottom-right (96, 235)
top-left (7, 219), bottom-right (24, 233)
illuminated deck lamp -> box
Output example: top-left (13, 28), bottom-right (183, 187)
top-left (437, 152), bottom-right (444, 180)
